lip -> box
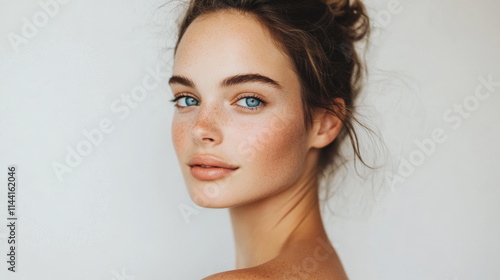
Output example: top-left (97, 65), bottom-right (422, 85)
top-left (188, 154), bottom-right (239, 181)
top-left (190, 165), bottom-right (237, 181)
top-left (188, 154), bottom-right (239, 169)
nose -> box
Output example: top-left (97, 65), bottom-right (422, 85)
top-left (191, 103), bottom-right (223, 145)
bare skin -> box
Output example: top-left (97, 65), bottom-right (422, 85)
top-left (170, 9), bottom-right (347, 279)
top-left (201, 149), bottom-right (348, 279)
top-left (204, 162), bottom-right (349, 280)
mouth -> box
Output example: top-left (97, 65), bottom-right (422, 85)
top-left (187, 154), bottom-right (239, 180)
top-left (189, 165), bottom-right (239, 181)
top-left (189, 164), bottom-right (239, 170)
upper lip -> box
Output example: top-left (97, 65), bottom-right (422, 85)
top-left (188, 154), bottom-right (239, 169)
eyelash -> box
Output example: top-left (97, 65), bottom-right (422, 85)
top-left (169, 93), bottom-right (267, 111)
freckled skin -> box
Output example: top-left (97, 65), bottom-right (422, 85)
top-left (170, 9), bottom-right (347, 280)
top-left (171, 10), bottom-right (308, 208)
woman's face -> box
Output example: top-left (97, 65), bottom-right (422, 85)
top-left (170, 10), bottom-right (316, 208)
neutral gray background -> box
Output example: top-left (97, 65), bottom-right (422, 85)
top-left (0, 0), bottom-right (499, 279)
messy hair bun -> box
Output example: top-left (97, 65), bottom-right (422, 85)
top-left (173, 0), bottom-right (375, 199)
top-left (326, 0), bottom-right (370, 41)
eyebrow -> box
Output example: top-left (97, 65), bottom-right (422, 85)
top-left (168, 73), bottom-right (283, 90)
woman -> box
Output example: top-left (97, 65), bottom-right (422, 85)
top-left (168, 0), bottom-right (373, 278)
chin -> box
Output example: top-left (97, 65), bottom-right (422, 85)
top-left (187, 184), bottom-right (232, 208)
top-left (182, 166), bottom-right (248, 208)
top-left (187, 184), bottom-right (260, 209)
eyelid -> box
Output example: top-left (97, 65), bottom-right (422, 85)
top-left (234, 93), bottom-right (267, 111)
top-left (169, 93), bottom-right (196, 109)
top-left (169, 92), bottom-right (268, 111)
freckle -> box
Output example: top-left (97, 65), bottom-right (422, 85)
top-left (173, 123), bottom-right (187, 141)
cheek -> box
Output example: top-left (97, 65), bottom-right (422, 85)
top-left (171, 117), bottom-right (189, 155)
top-left (262, 113), bottom-right (307, 168)
top-left (234, 108), bottom-right (308, 183)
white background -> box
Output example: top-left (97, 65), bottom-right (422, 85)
top-left (0, 0), bottom-right (499, 279)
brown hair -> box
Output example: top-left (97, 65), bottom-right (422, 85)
top-left (169, 0), bottom-right (380, 198)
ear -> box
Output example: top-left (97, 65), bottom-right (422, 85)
top-left (308, 98), bottom-right (345, 149)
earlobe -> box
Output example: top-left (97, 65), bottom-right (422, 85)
top-left (309, 98), bottom-right (345, 149)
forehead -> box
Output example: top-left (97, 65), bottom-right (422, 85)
top-left (172, 10), bottom-right (296, 84)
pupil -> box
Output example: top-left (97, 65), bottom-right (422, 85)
top-left (247, 98), bottom-right (259, 107)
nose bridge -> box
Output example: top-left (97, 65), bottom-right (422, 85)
top-left (191, 99), bottom-right (223, 143)
top-left (194, 104), bottom-right (215, 129)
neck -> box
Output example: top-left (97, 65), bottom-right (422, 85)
top-left (229, 154), bottom-right (327, 269)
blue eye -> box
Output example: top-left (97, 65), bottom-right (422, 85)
top-left (169, 95), bottom-right (199, 108)
top-left (235, 96), bottom-right (263, 110)
top-left (169, 94), bottom-right (267, 111)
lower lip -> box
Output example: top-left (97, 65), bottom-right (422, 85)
top-left (190, 166), bottom-right (238, 181)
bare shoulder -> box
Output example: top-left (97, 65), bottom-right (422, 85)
top-left (202, 238), bottom-right (348, 280)
top-left (201, 267), bottom-right (272, 280)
